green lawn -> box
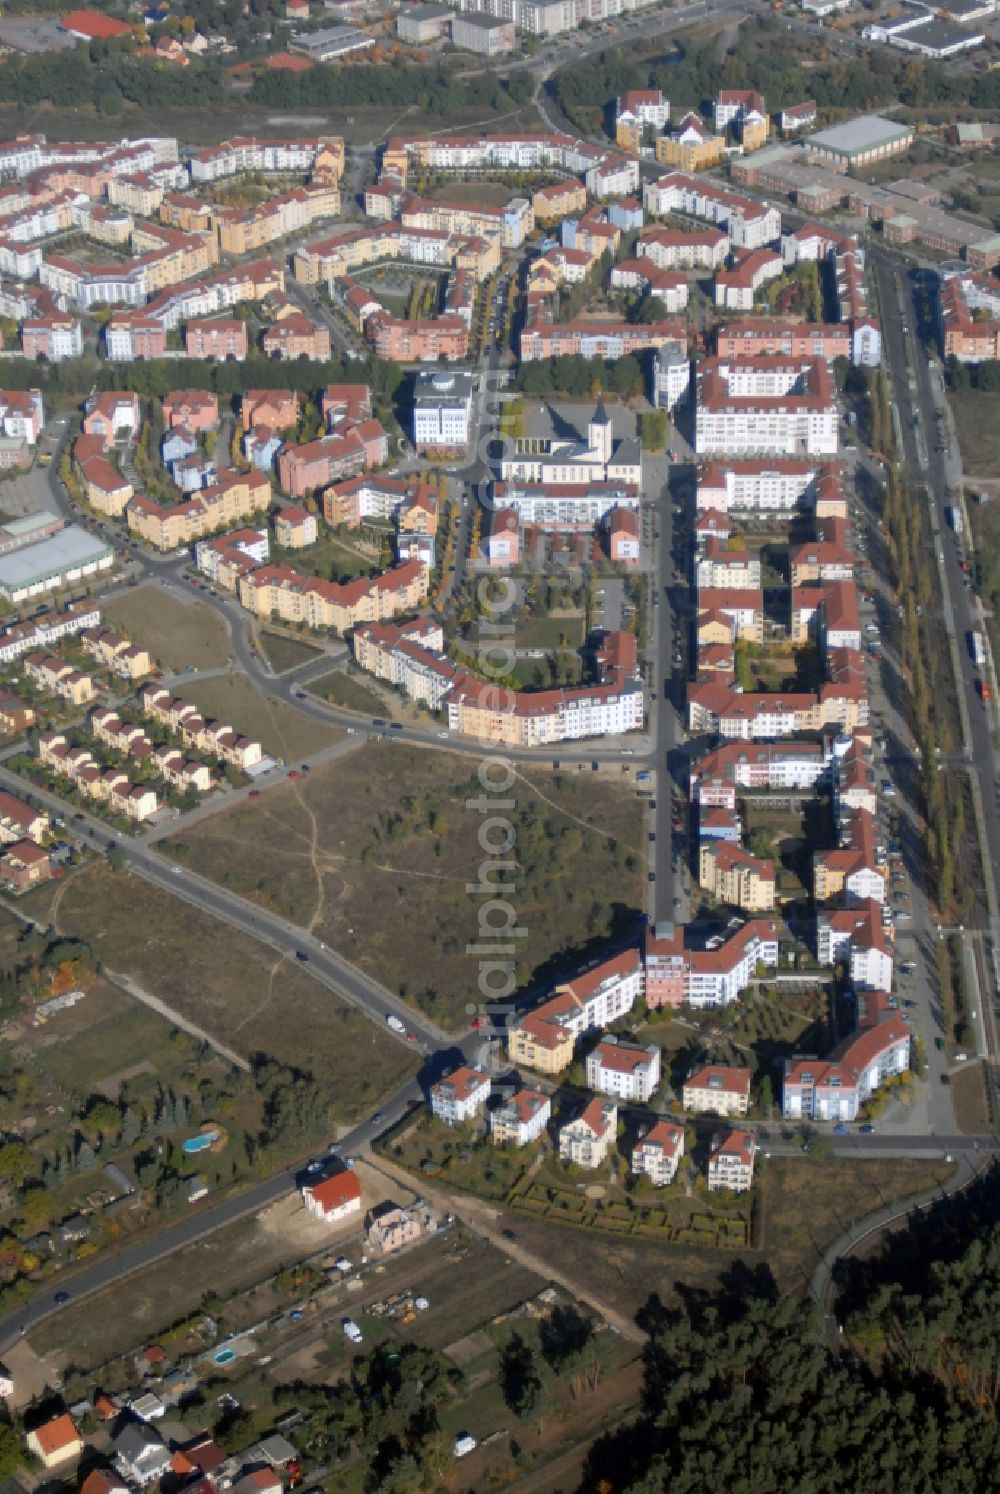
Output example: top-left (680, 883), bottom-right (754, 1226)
top-left (181, 675), bottom-right (344, 761)
top-left (273, 531), bottom-right (379, 585)
top-left (259, 631), bottom-right (324, 675)
top-left (306, 670), bottom-right (386, 717)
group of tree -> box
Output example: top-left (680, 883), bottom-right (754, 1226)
top-left (581, 1183), bottom-right (1000, 1494)
top-left (515, 352), bottom-right (649, 401)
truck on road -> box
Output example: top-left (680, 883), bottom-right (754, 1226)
top-left (970, 630), bottom-right (986, 667)
top-left (947, 505), bottom-right (964, 537)
top-left (386, 1014), bottom-right (406, 1033)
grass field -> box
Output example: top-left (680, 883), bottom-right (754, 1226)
top-left (949, 389), bottom-right (1000, 479)
top-left (273, 532), bottom-right (377, 585)
top-left (760, 1155), bottom-right (951, 1293)
top-left (182, 675), bottom-right (344, 761)
top-left (163, 745), bottom-right (645, 1027)
top-left (306, 669), bottom-right (386, 716)
top-left (259, 632), bottom-right (324, 675)
top-left (27, 864), bottom-right (416, 1112)
top-left (103, 585), bottom-right (232, 672)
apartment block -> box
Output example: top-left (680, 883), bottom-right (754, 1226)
top-left (631, 1120), bottom-right (685, 1186)
top-left (682, 1064), bottom-right (751, 1117)
top-left (558, 1098), bottom-right (617, 1170)
top-left (586, 1037), bottom-right (661, 1102)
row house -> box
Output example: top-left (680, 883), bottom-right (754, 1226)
top-left (127, 470), bottom-right (271, 551)
top-left (261, 313), bottom-right (332, 361)
top-left (489, 1088), bottom-right (551, 1147)
top-left (643, 169), bottom-right (780, 248)
top-left (695, 457), bottom-right (836, 515)
top-left (141, 688), bottom-right (264, 772)
top-left (631, 1120), bottom-right (684, 1186)
top-left (188, 135), bottom-right (344, 183)
top-left (0, 601), bottom-right (100, 665)
top-left (586, 1037), bottom-right (661, 1103)
top-left (697, 587), bottom-right (765, 644)
top-left (813, 807), bottom-right (884, 905)
top-left (817, 899), bottom-right (893, 990)
top-left (277, 419), bottom-right (388, 498)
top-left (699, 839), bottom-right (776, 913)
top-left (21, 313), bottom-right (83, 363)
top-left (636, 224), bottom-right (728, 271)
top-left (195, 527), bottom-right (270, 589)
top-left (429, 1065), bottom-right (491, 1125)
top-left (0, 694), bottom-right (36, 735)
top-left (79, 628), bottom-right (152, 681)
top-left (153, 747), bottom-right (213, 795)
top-left (696, 535), bottom-right (761, 591)
top-left (707, 1129), bottom-right (756, 1193)
top-left (713, 248), bottom-right (784, 311)
top-left (184, 317), bottom-right (248, 362)
top-left (0, 789), bottom-right (48, 846)
top-left (77, 454), bottom-right (133, 518)
top-left (683, 1064), bottom-right (751, 1118)
top-left (507, 949), bottom-right (643, 1074)
top-left (690, 740), bottom-right (831, 809)
top-left (609, 258), bottom-right (689, 311)
top-left (39, 733), bottom-right (159, 821)
top-left (24, 652), bottom-right (95, 706)
top-left (90, 708), bottom-right (154, 760)
top-left (82, 391), bottom-right (140, 449)
top-left (716, 317), bottom-right (851, 362)
top-left (558, 1098), bottom-right (617, 1171)
top-left (324, 473), bottom-right (436, 529)
top-left (645, 918), bottom-right (780, 1009)
top-left (782, 1012), bottom-right (910, 1121)
top-left (238, 556), bottom-right (427, 634)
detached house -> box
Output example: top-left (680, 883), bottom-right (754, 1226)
top-left (558, 1098), bottom-right (617, 1170)
top-left (707, 1129), bottom-right (756, 1193)
top-left (27, 1414), bottom-right (84, 1469)
top-left (682, 1064), bottom-right (750, 1118)
top-left (112, 1421), bottom-right (173, 1487)
top-left (430, 1065), bottom-right (491, 1125)
top-left (301, 1168), bottom-right (362, 1224)
top-left (632, 1119), bottom-right (685, 1186)
top-left (586, 1037), bottom-right (661, 1103)
top-left (489, 1087), bottom-right (551, 1147)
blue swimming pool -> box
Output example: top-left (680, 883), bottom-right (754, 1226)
top-left (183, 1129), bottom-right (219, 1154)
top-left (213, 1348), bottom-right (236, 1365)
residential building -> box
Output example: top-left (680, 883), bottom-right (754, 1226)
top-left (586, 1036), bottom-right (661, 1102)
top-left (397, 3), bottom-right (452, 42)
top-left (28, 1415), bottom-right (84, 1470)
top-left (655, 112), bottom-right (727, 172)
top-left (452, 12), bottom-right (516, 52)
top-left (21, 314), bottom-right (83, 363)
top-left (274, 505), bottom-right (318, 549)
top-left (558, 1097), bottom-right (617, 1169)
top-left (83, 391), bottom-right (139, 447)
top-left (301, 1168), bottom-right (362, 1223)
top-left (413, 368), bottom-right (474, 452)
top-left (430, 1065), bottom-right (491, 1125)
top-left (184, 317), bottom-right (248, 361)
top-left (277, 419), bottom-right (388, 498)
top-left (0, 696), bottom-right (35, 735)
top-left (127, 470), bottom-right (271, 551)
top-left (261, 313), bottom-right (332, 361)
top-left (707, 1129), bottom-right (756, 1192)
top-left (507, 949), bottom-right (643, 1072)
top-left (782, 1013), bottom-right (911, 1121)
top-left (489, 1088), bottom-right (551, 1146)
top-left (682, 1064), bottom-right (751, 1117)
top-left (238, 556), bottom-right (426, 633)
top-left (631, 1120), bottom-right (685, 1186)
top-left (695, 356), bottom-right (838, 456)
top-left (163, 390), bottom-right (218, 432)
top-left (80, 627), bottom-right (152, 680)
top-left (24, 652), bottom-right (95, 705)
top-left (112, 1423), bottom-right (172, 1487)
top-left (366, 1200), bottom-right (421, 1255)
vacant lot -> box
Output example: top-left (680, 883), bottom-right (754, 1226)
top-left (306, 670), bottom-right (386, 716)
top-left (164, 744), bottom-right (645, 1027)
top-left (950, 388), bottom-right (1000, 480)
top-left (103, 585), bottom-right (232, 671)
top-left (182, 675), bottom-right (344, 761)
top-left (28, 863), bottom-right (416, 1112)
top-left (949, 1062), bottom-right (990, 1134)
top-left (260, 632), bottom-right (324, 674)
top-left (760, 1155), bottom-right (950, 1293)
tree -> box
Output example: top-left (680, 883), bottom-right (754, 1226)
top-left (499, 1332), bottom-right (542, 1417)
top-left (539, 1303), bottom-right (593, 1371)
top-left (0, 1420), bottom-right (25, 1479)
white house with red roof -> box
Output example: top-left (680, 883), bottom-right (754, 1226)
top-left (586, 1036), bottom-right (661, 1103)
top-left (430, 1065), bottom-right (491, 1125)
top-left (301, 1168), bottom-right (362, 1224)
top-left (708, 1129), bottom-right (756, 1193)
top-left (489, 1087), bottom-right (551, 1147)
top-left (27, 1414), bottom-right (84, 1469)
top-left (558, 1098), bottom-right (617, 1170)
top-left (632, 1119), bottom-right (685, 1186)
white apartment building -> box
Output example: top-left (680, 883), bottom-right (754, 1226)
top-left (782, 1015), bottom-right (911, 1122)
top-left (653, 341), bottom-right (691, 411)
top-left (489, 1087), bottom-right (551, 1146)
top-left (817, 902), bottom-right (893, 991)
top-left (189, 135), bottom-right (328, 183)
top-left (696, 357), bottom-right (838, 457)
top-left (682, 1064), bottom-right (751, 1117)
top-left (586, 1037), bottom-right (661, 1103)
top-left (194, 527), bottom-right (270, 581)
top-left (707, 1129), bottom-right (756, 1193)
top-left (631, 1120), bottom-right (685, 1186)
top-left (430, 1065), bottom-right (491, 1125)
top-left (695, 459), bottom-right (826, 514)
top-left (636, 225), bottom-right (729, 270)
top-left (642, 171), bottom-right (781, 248)
top-left (558, 1097), bottom-right (617, 1169)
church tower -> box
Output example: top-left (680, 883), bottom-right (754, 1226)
top-left (588, 397), bottom-right (613, 466)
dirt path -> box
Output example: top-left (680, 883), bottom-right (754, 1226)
top-left (368, 1154), bottom-right (645, 1345)
top-left (512, 768), bottom-right (643, 857)
top-left (105, 968), bottom-right (251, 1072)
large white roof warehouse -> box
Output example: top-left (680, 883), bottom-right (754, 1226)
top-left (0, 525), bottom-right (113, 603)
top-left (805, 115), bottom-right (914, 167)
